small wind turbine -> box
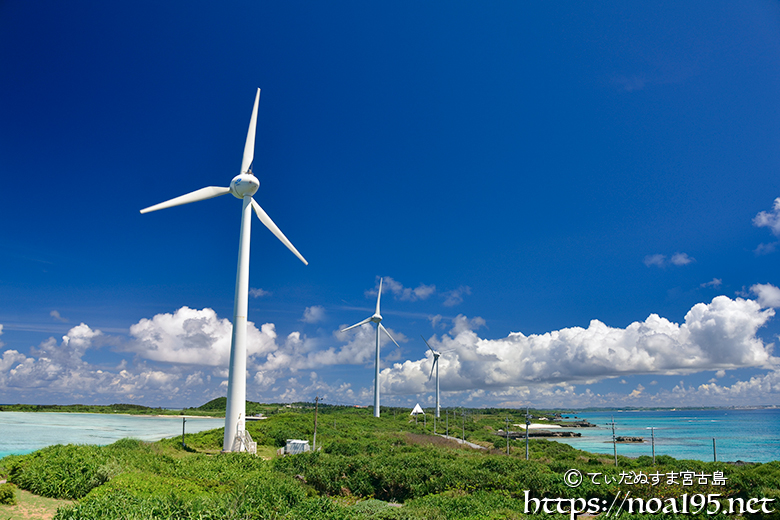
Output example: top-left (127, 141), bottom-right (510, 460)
top-left (140, 88), bottom-right (307, 452)
top-left (341, 278), bottom-right (400, 418)
top-left (421, 335), bottom-right (441, 418)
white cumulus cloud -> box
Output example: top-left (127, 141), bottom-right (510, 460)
top-left (751, 283), bottom-right (780, 309)
top-left (381, 295), bottom-right (776, 396)
top-left (30, 323), bottom-right (102, 367)
top-left (302, 305), bottom-right (326, 324)
top-left (754, 198), bottom-right (780, 237)
top-left (126, 307), bottom-right (278, 366)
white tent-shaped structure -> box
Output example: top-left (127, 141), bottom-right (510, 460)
top-left (410, 403), bottom-right (425, 415)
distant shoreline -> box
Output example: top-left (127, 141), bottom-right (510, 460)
top-left (0, 410), bottom-right (224, 419)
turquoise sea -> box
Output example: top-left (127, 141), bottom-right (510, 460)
top-left (0, 412), bottom-right (224, 459)
top-left (550, 408), bottom-right (780, 463)
top-left (1, 409), bottom-right (778, 463)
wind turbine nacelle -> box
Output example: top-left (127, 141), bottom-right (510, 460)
top-left (230, 173), bottom-right (260, 199)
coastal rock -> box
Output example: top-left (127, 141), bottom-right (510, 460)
top-left (569, 420), bottom-right (596, 428)
top-left (615, 436), bottom-right (643, 443)
top-left (498, 430), bottom-right (582, 439)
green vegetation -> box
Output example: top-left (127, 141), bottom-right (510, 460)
top-left (0, 482), bottom-right (17, 505)
top-left (0, 488), bottom-right (72, 519)
top-left (1, 404), bottom-right (778, 519)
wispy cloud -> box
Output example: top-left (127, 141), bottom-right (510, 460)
top-left (700, 278), bottom-right (722, 289)
top-left (443, 286), bottom-right (471, 307)
top-left (612, 74), bottom-right (647, 92)
top-left (366, 276), bottom-right (436, 302)
top-left (754, 242), bottom-right (778, 256)
top-left (643, 254), bottom-right (666, 267)
top-left (249, 288), bottom-right (271, 298)
top-left (670, 252), bottom-right (694, 266)
top-left (50, 310), bottom-right (69, 323)
top-left (644, 252), bottom-right (694, 267)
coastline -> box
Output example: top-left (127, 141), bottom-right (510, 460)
top-left (2, 410), bottom-right (224, 419)
top-left (0, 412), bottom-right (225, 459)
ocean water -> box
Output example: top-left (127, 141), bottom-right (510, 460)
top-left (549, 408), bottom-right (780, 463)
top-left (2, 409), bottom-right (778, 463)
top-left (0, 412), bottom-right (224, 459)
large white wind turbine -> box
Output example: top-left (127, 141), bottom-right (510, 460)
top-left (140, 89), bottom-right (307, 452)
top-left (421, 335), bottom-right (442, 418)
top-left (341, 278), bottom-right (400, 418)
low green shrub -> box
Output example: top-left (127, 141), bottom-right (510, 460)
top-left (0, 482), bottom-right (17, 505)
top-left (57, 468), bottom-right (356, 520)
top-left (8, 444), bottom-right (110, 499)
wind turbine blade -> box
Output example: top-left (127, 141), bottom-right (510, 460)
top-left (250, 198), bottom-right (308, 265)
top-left (341, 316), bottom-right (372, 332)
top-left (421, 334), bottom-right (435, 354)
top-left (429, 358), bottom-right (436, 380)
top-left (241, 88), bottom-right (261, 174)
top-left (140, 186), bottom-right (231, 214)
top-left (379, 323), bottom-right (400, 348)
top-left (375, 278), bottom-right (383, 315)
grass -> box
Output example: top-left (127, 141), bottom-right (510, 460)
top-left (0, 489), bottom-right (72, 520)
top-left (1, 405), bottom-right (778, 519)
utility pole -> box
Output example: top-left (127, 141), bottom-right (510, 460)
top-left (462, 410), bottom-right (465, 445)
top-left (181, 417), bottom-right (186, 448)
top-left (313, 396), bottom-right (320, 452)
top-left (712, 438), bottom-right (717, 462)
top-left (611, 416), bottom-right (618, 467)
top-left (525, 407), bottom-right (530, 460)
top-left (651, 427), bottom-right (655, 465)
top-left (506, 416), bottom-right (510, 455)
top-left (446, 410), bottom-right (449, 437)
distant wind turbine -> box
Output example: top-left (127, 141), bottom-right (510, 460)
top-left (341, 278), bottom-right (400, 418)
top-left (140, 88), bottom-right (307, 452)
top-left (421, 335), bottom-right (442, 418)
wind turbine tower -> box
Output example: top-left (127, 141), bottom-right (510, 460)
top-left (140, 89), bottom-right (307, 452)
top-left (421, 335), bottom-right (441, 418)
top-left (342, 278), bottom-right (400, 417)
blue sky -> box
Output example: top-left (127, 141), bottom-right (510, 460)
top-left (1, 1), bottom-right (780, 409)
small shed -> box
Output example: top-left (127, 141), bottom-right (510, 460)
top-left (285, 439), bottom-right (311, 455)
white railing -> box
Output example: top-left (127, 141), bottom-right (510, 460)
top-left (232, 429), bottom-right (257, 455)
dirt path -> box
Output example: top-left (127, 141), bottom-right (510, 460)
top-left (0, 489), bottom-right (73, 520)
